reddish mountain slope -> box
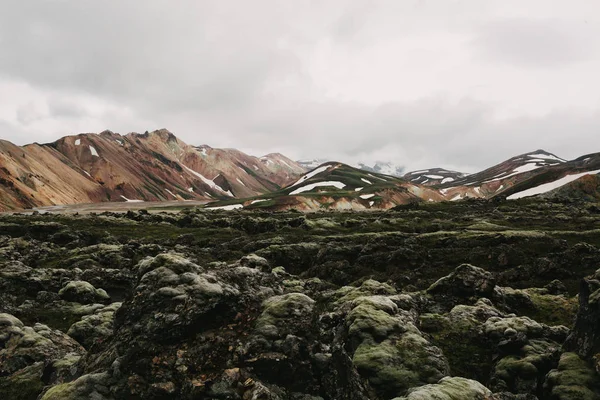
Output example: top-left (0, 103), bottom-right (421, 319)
top-left (0, 129), bottom-right (306, 211)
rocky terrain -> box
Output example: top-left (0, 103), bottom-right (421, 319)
top-left (1, 199), bottom-right (600, 399)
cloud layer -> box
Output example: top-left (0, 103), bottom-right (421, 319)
top-left (0, 0), bottom-right (599, 172)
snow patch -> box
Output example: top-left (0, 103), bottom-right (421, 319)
top-left (251, 199), bottom-right (270, 204)
top-left (369, 201), bottom-right (374, 207)
top-left (207, 204), bottom-right (243, 211)
top-left (484, 163), bottom-right (541, 183)
top-left (451, 194), bottom-right (463, 201)
top-left (236, 178), bottom-right (247, 187)
top-left (354, 187), bottom-right (364, 192)
top-left (83, 171), bottom-right (91, 177)
top-left (292, 165), bottom-right (331, 187)
top-left (120, 195), bottom-right (143, 203)
top-left (425, 175), bottom-right (444, 179)
top-left (507, 169), bottom-right (600, 199)
top-left (75, 139), bottom-right (81, 146)
top-left (187, 187), bottom-right (194, 193)
top-left (89, 146), bottom-right (99, 157)
top-left (528, 153), bottom-right (566, 163)
top-left (360, 194), bottom-right (375, 199)
top-left (361, 178), bottom-right (372, 184)
top-left (165, 189), bottom-right (177, 198)
top-left (278, 159), bottom-right (292, 169)
top-left (289, 181), bottom-right (346, 195)
top-left (183, 166), bottom-right (233, 197)
top-left (441, 177), bottom-right (454, 184)
top-left (116, 139), bottom-right (124, 146)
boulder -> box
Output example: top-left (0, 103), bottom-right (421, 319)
top-left (58, 280), bottom-right (110, 304)
top-left (392, 376), bottom-right (492, 400)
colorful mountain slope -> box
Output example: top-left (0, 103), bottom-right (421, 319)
top-left (0, 129), bottom-right (306, 211)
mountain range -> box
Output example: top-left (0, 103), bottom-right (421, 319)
top-left (0, 129), bottom-right (304, 211)
top-left (1, 130), bottom-right (599, 212)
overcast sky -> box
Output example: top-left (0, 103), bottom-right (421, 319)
top-left (0, 1), bottom-right (599, 172)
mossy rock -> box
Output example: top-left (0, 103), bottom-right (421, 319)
top-left (352, 333), bottom-right (448, 398)
top-left (58, 281), bottom-right (110, 305)
top-left (491, 339), bottom-right (560, 394)
top-left (0, 362), bottom-right (45, 400)
top-left (544, 352), bottom-right (600, 400)
top-left (392, 376), bottom-right (492, 399)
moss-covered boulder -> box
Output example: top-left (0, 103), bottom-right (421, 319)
top-left (67, 302), bottom-right (121, 349)
top-left (427, 264), bottom-right (496, 307)
top-left (543, 352), bottom-right (600, 400)
top-left (0, 313), bottom-right (84, 400)
top-left (494, 285), bottom-right (578, 327)
top-left (255, 292), bottom-right (315, 339)
top-left (392, 376), bottom-right (492, 400)
top-left (58, 280), bottom-right (110, 305)
top-left (0, 313), bottom-right (84, 375)
top-left (340, 286), bottom-right (448, 398)
top-left (0, 362), bottom-right (45, 400)
top-left (40, 372), bottom-right (114, 400)
top-left (420, 299), bottom-right (503, 382)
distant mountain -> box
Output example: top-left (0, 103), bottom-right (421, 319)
top-left (3, 135), bottom-right (600, 212)
top-left (355, 161), bottom-right (405, 177)
top-left (206, 150), bottom-right (600, 211)
top-left (0, 129), bottom-right (305, 211)
top-left (299, 159), bottom-right (405, 177)
top-left (297, 159), bottom-right (328, 170)
top-left (206, 161), bottom-right (444, 211)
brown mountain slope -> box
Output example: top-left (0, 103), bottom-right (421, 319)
top-left (0, 129), bottom-right (306, 211)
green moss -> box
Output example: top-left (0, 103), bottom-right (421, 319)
top-left (420, 312), bottom-right (492, 383)
top-left (0, 363), bottom-right (45, 400)
top-left (40, 382), bottom-right (77, 400)
top-left (521, 290), bottom-right (578, 327)
top-left (347, 303), bottom-right (401, 339)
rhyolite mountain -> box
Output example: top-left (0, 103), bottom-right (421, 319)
top-left (2, 131), bottom-right (600, 212)
top-left (205, 150), bottom-right (600, 211)
top-left (403, 167), bottom-right (469, 186)
top-left (206, 161), bottom-right (444, 211)
top-left (0, 129), bottom-right (305, 212)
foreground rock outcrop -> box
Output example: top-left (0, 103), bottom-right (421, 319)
top-left (1, 203), bottom-right (600, 399)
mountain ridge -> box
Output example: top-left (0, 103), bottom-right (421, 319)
top-left (0, 129), bottom-right (306, 211)
top-left (2, 130), bottom-right (600, 212)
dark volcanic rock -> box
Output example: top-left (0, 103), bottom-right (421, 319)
top-left (1, 202), bottom-right (600, 399)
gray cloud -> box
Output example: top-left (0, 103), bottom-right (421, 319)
top-left (0, 0), bottom-right (599, 173)
top-left (472, 18), bottom-right (597, 68)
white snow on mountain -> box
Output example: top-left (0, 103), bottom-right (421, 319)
top-left (291, 165), bottom-right (332, 187)
top-left (289, 181), bottom-right (346, 195)
top-left (206, 204), bottom-right (243, 210)
top-left (183, 166), bottom-right (233, 196)
top-left (507, 170), bottom-right (600, 199)
top-left (120, 195), bottom-right (143, 203)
